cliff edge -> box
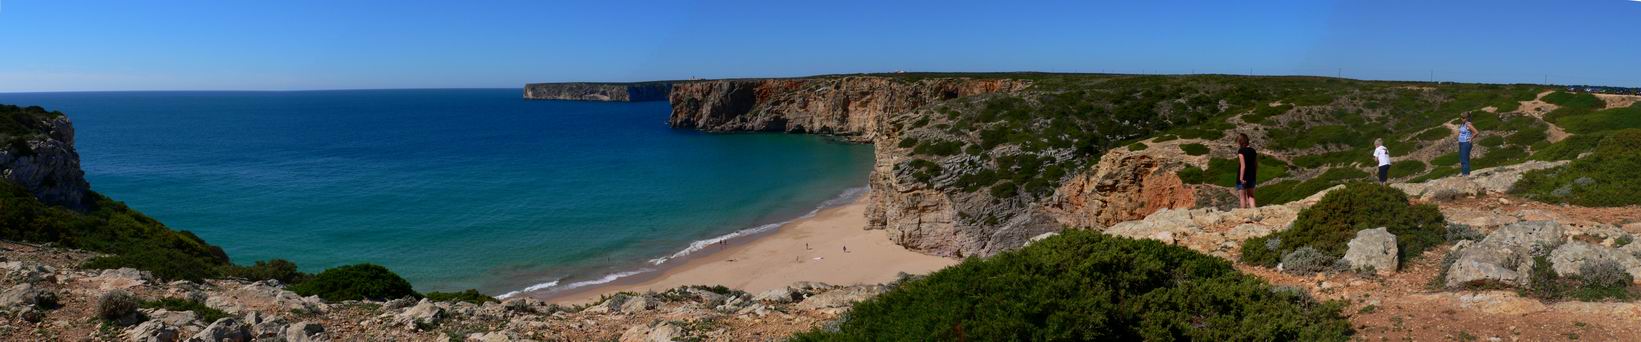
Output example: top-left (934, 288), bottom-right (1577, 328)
top-left (523, 82), bottom-right (672, 102)
top-left (0, 105), bottom-right (90, 210)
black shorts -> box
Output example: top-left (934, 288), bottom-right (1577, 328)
top-left (1238, 179), bottom-right (1256, 190)
top-left (1377, 165), bottom-right (1390, 182)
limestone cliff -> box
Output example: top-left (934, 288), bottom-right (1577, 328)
top-left (523, 82), bottom-right (673, 102)
top-left (667, 77), bottom-right (1030, 142)
top-left (0, 105), bottom-right (90, 209)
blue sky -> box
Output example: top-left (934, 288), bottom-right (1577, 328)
top-left (1, 0), bottom-right (1637, 91)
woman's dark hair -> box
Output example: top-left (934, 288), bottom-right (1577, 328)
top-left (1463, 112), bottom-right (1471, 122)
top-left (1237, 133), bottom-right (1249, 147)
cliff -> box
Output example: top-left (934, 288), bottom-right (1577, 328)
top-left (523, 82), bottom-right (673, 102)
top-left (667, 77), bottom-right (1030, 142)
top-left (0, 105), bottom-right (90, 210)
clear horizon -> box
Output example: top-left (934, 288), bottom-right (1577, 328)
top-left (2, 0), bottom-right (1639, 92)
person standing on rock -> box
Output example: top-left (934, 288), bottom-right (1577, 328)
top-left (1373, 138), bottom-right (1391, 184)
top-left (1457, 113), bottom-right (1478, 176)
top-left (1236, 133), bottom-right (1258, 209)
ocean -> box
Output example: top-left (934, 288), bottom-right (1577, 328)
top-left (0, 89), bottom-right (875, 296)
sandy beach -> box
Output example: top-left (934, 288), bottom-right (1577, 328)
top-left (542, 193), bottom-right (958, 304)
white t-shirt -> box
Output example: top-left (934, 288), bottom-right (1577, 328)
top-left (1373, 146), bottom-right (1391, 166)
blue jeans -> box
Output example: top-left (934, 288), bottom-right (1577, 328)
top-left (1458, 141), bottom-right (1472, 175)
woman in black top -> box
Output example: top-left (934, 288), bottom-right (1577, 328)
top-left (1236, 133), bottom-right (1258, 209)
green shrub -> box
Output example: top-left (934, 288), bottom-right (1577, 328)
top-left (1127, 142), bottom-right (1148, 151)
top-left (1530, 134), bottom-right (1604, 161)
top-left (1177, 156), bottom-right (1288, 186)
top-left (793, 231), bottom-right (1352, 341)
top-left (1389, 160), bottom-right (1426, 178)
top-left (912, 139), bottom-right (963, 156)
top-left (1279, 246), bottom-right (1336, 275)
top-left (1257, 168), bottom-right (1370, 205)
top-left (288, 264), bottom-right (418, 302)
top-left (424, 289), bottom-right (497, 304)
top-left (1413, 127), bottom-right (1450, 141)
top-left (1241, 183), bottom-right (1444, 268)
top-left (1512, 129), bottom-right (1641, 206)
top-left (83, 248), bottom-right (220, 282)
top-left (223, 259), bottom-right (310, 284)
top-left (140, 298), bottom-right (231, 323)
top-left (1180, 143), bottom-right (1210, 156)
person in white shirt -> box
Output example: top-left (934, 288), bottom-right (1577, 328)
top-left (1373, 138), bottom-right (1391, 184)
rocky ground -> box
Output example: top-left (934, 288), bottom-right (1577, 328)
top-left (0, 242), bottom-right (892, 341)
top-left (1094, 162), bottom-right (1641, 341)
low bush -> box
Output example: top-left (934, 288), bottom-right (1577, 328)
top-left (288, 264), bottom-right (418, 302)
top-left (1241, 183), bottom-right (1444, 268)
top-left (1279, 246), bottom-right (1336, 275)
top-left (96, 290), bottom-right (138, 322)
top-left (424, 289), bottom-right (498, 304)
top-left (1512, 129), bottom-right (1641, 206)
top-left (223, 259), bottom-right (310, 284)
top-left (793, 231), bottom-right (1353, 341)
top-left (83, 248), bottom-right (220, 282)
top-left (1127, 142), bottom-right (1148, 151)
top-left (1180, 143), bottom-right (1210, 156)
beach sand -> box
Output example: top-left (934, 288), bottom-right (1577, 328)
top-left (543, 194), bottom-right (958, 304)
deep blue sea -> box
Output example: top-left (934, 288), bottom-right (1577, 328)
top-left (0, 89), bottom-right (874, 296)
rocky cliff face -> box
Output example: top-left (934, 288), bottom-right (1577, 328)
top-left (523, 82), bottom-right (672, 102)
top-left (0, 107), bottom-right (90, 210)
top-left (668, 77), bottom-right (1030, 142)
top-left (667, 76), bottom-right (1043, 257)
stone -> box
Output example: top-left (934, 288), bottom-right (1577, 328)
top-left (393, 299), bottom-right (445, 330)
top-left (1445, 221), bottom-right (1566, 288)
top-left (753, 287), bottom-right (798, 304)
top-left (0, 283), bottom-right (56, 309)
top-left (188, 318), bottom-right (251, 342)
top-left (468, 330), bottom-right (535, 342)
top-left (283, 322), bottom-right (325, 342)
top-left (125, 320), bottom-right (180, 342)
top-left (1226, 223), bottom-right (1274, 241)
top-left (141, 309), bottom-right (202, 329)
top-left (1549, 242), bottom-right (1641, 279)
top-left (797, 286), bottom-right (884, 311)
top-left (382, 296), bottom-right (417, 310)
top-left (619, 321), bottom-right (681, 342)
top-left (1343, 227), bottom-right (1398, 275)
top-left (618, 295), bottom-right (656, 313)
top-left (685, 288), bottom-right (726, 307)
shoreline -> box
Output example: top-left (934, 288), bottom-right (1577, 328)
top-left (530, 192), bottom-right (958, 304)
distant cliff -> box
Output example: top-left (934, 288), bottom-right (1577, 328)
top-left (668, 77), bottom-right (1029, 142)
top-left (0, 104), bottom-right (90, 210)
top-left (523, 82), bottom-right (673, 102)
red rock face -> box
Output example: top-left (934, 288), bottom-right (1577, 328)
top-left (1043, 150), bottom-right (1201, 229)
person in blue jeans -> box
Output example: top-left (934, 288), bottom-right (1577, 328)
top-left (1457, 113), bottom-right (1479, 176)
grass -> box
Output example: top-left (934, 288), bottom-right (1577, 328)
top-left (792, 230), bottom-right (1353, 341)
top-left (1180, 143), bottom-right (1209, 156)
top-left (1512, 129), bottom-right (1641, 206)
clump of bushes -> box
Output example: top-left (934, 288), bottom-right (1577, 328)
top-left (424, 289), bottom-right (497, 304)
top-left (1522, 257), bottom-right (1636, 302)
top-left (1512, 128), bottom-right (1641, 207)
top-left (1241, 183), bottom-right (1445, 269)
top-left (793, 230), bottom-right (1353, 341)
top-left (222, 259), bottom-right (310, 284)
top-left (288, 264), bottom-right (418, 301)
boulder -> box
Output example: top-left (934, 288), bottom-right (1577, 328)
top-left (0, 283), bottom-right (57, 309)
top-left (0, 261), bottom-right (54, 283)
top-left (1549, 242), bottom-right (1641, 280)
top-left (619, 321), bottom-right (680, 342)
top-left (796, 286), bottom-right (884, 311)
top-left (618, 295), bottom-right (656, 313)
top-left (283, 322), bottom-right (325, 342)
top-left (1445, 221), bottom-right (1565, 288)
top-left (684, 288), bottom-right (726, 307)
top-left (382, 296), bottom-right (417, 310)
top-left (188, 318), bottom-right (251, 342)
top-left (1343, 227), bottom-right (1399, 275)
top-left (244, 311), bottom-right (288, 340)
top-left (753, 287), bottom-right (798, 304)
top-left (393, 299), bottom-right (445, 330)
top-left (125, 320), bottom-right (181, 342)
top-left (205, 282), bottom-right (325, 315)
top-left (141, 309), bottom-right (203, 330)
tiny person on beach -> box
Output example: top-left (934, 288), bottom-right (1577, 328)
top-left (1457, 113), bottom-right (1478, 176)
top-left (1373, 138), bottom-right (1391, 184)
top-left (1235, 133), bottom-right (1258, 209)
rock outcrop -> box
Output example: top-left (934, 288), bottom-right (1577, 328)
top-left (0, 106), bottom-right (90, 209)
top-left (1445, 221), bottom-right (1565, 288)
top-left (523, 82), bottom-right (672, 102)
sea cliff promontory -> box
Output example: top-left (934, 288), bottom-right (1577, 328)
top-left (522, 81), bottom-right (672, 102)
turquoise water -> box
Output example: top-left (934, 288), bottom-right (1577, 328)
top-left (0, 89), bottom-right (875, 295)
